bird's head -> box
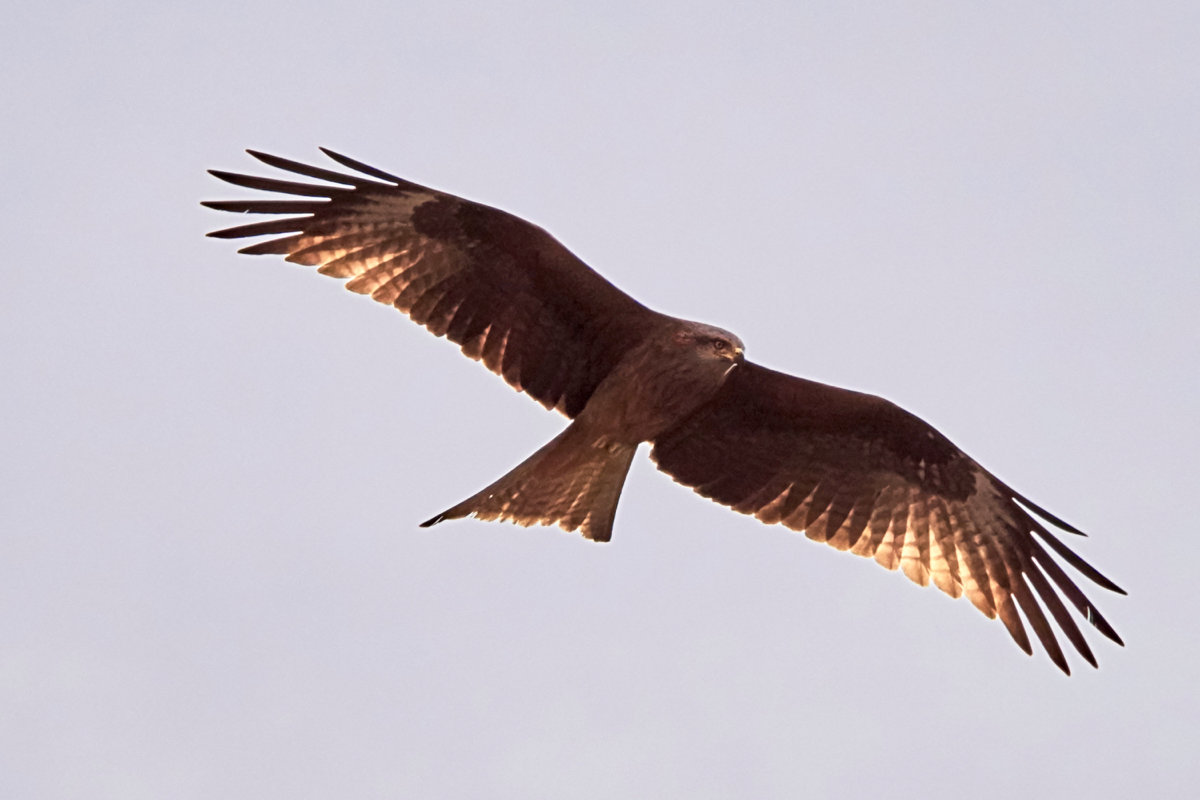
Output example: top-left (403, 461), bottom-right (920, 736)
top-left (673, 322), bottom-right (745, 372)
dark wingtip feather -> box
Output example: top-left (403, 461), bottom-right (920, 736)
top-left (1086, 606), bottom-right (1126, 647)
top-left (206, 217), bottom-right (308, 240)
top-left (1031, 523), bottom-right (1126, 595)
top-left (319, 147), bottom-right (402, 182)
top-left (419, 513), bottom-right (446, 528)
top-left (202, 199), bottom-right (322, 215)
top-left (1024, 558), bottom-right (1098, 669)
top-left (245, 149), bottom-right (369, 187)
top-left (208, 168), bottom-right (246, 185)
top-left (1009, 572), bottom-right (1071, 674)
top-left (1008, 487), bottom-right (1086, 536)
top-left (207, 169), bottom-right (337, 198)
top-left (245, 149), bottom-right (282, 164)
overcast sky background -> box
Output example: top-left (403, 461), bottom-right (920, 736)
top-left (3, 2), bottom-right (1198, 798)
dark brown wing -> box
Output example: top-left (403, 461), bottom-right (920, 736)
top-left (650, 361), bottom-right (1124, 674)
top-left (205, 149), bottom-right (663, 417)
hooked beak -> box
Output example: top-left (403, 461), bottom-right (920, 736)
top-left (724, 348), bottom-right (744, 376)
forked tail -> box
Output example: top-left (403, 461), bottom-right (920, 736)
top-left (420, 423), bottom-right (638, 542)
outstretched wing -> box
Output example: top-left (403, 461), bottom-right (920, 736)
top-left (650, 361), bottom-right (1124, 674)
top-left (205, 149), bottom-right (662, 417)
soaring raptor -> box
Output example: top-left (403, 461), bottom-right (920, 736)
top-left (205, 148), bottom-right (1124, 674)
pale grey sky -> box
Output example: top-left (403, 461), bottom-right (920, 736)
top-left (3, 2), bottom-right (1198, 798)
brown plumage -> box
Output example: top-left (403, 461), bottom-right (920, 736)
top-left (205, 148), bottom-right (1124, 674)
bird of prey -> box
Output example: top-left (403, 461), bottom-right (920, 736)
top-left (205, 148), bottom-right (1123, 674)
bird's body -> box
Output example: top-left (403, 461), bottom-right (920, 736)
top-left (206, 148), bottom-right (1124, 673)
top-left (576, 321), bottom-right (745, 444)
top-left (423, 318), bottom-right (743, 540)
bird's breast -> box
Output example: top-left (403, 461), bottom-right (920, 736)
top-left (577, 341), bottom-right (732, 443)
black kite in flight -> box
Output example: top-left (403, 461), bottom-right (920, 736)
top-left (205, 149), bottom-right (1124, 674)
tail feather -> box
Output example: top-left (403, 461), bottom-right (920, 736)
top-left (420, 423), bottom-right (637, 542)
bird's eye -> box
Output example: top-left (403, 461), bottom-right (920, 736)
top-left (713, 339), bottom-right (728, 352)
